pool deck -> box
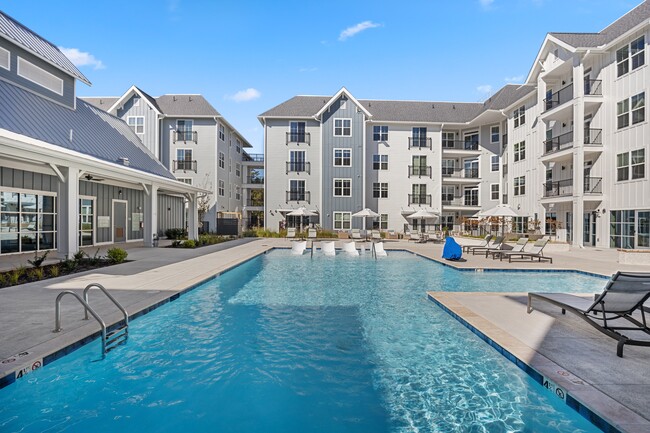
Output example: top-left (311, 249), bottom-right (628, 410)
top-left (1, 237), bottom-right (650, 432)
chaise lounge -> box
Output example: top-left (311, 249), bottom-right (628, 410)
top-left (527, 271), bottom-right (650, 357)
top-left (499, 238), bottom-right (551, 263)
top-left (469, 236), bottom-right (503, 256)
top-left (462, 235), bottom-right (493, 253)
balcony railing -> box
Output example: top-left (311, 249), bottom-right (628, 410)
top-left (543, 179), bottom-right (573, 197)
top-left (442, 140), bottom-right (479, 151)
top-left (243, 153), bottom-right (264, 162)
top-left (408, 165), bottom-right (432, 178)
top-left (502, 194), bottom-right (508, 205)
top-left (173, 130), bottom-right (198, 143)
top-left (173, 160), bottom-right (197, 172)
top-left (286, 161), bottom-right (311, 174)
top-left (441, 196), bottom-right (478, 207)
top-left (286, 190), bottom-right (310, 203)
top-left (408, 194), bottom-right (432, 206)
top-left (408, 137), bottom-right (432, 149)
top-left (544, 130), bottom-right (574, 154)
top-left (544, 83), bottom-right (573, 111)
top-left (441, 168), bottom-right (479, 179)
top-left (246, 199), bottom-right (264, 207)
top-left (584, 177), bottom-right (602, 194)
top-left (244, 176), bottom-right (264, 184)
top-left (286, 132), bottom-right (311, 145)
top-left (584, 128), bottom-right (602, 146)
top-left (584, 79), bottom-right (603, 96)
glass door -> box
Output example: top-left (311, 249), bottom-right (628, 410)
top-left (638, 211), bottom-right (650, 248)
top-left (463, 159), bottom-right (478, 178)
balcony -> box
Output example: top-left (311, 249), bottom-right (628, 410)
top-left (243, 153), bottom-right (264, 162)
top-left (584, 79), bottom-right (603, 96)
top-left (408, 137), bottom-right (432, 149)
top-left (286, 190), bottom-right (310, 203)
top-left (584, 128), bottom-right (602, 146)
top-left (408, 194), bottom-right (432, 206)
top-left (584, 177), bottom-right (602, 194)
top-left (244, 176), bottom-right (264, 185)
top-left (246, 199), bottom-right (264, 207)
top-left (544, 131), bottom-right (573, 155)
top-left (442, 168), bottom-right (480, 179)
top-left (173, 130), bottom-right (198, 144)
top-left (544, 83), bottom-right (573, 112)
top-left (408, 165), bottom-right (432, 178)
top-left (286, 132), bottom-right (311, 145)
top-left (543, 177), bottom-right (602, 198)
top-left (286, 161), bottom-right (311, 174)
top-left (173, 160), bottom-right (197, 172)
top-left (442, 140), bottom-right (479, 151)
top-left (442, 196), bottom-right (479, 207)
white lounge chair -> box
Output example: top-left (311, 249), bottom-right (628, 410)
top-left (321, 241), bottom-right (336, 256)
top-left (342, 241), bottom-right (359, 256)
top-left (291, 240), bottom-right (307, 255)
top-left (409, 232), bottom-right (421, 242)
top-left (308, 228), bottom-right (317, 239)
top-left (351, 229), bottom-right (363, 240)
top-left (373, 242), bottom-right (388, 257)
top-left (371, 230), bottom-right (381, 240)
top-left (286, 227), bottom-right (296, 239)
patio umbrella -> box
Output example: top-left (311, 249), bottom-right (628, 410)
top-left (476, 205), bottom-right (524, 236)
top-left (352, 208), bottom-right (379, 232)
top-left (406, 209), bottom-right (439, 232)
top-left (287, 207), bottom-right (317, 232)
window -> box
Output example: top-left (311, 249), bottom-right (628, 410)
top-left (491, 184), bottom-right (500, 201)
top-left (334, 212), bottom-right (351, 230)
top-left (236, 139), bottom-right (241, 153)
top-left (17, 57), bottom-right (63, 95)
top-left (289, 121), bottom-right (306, 142)
top-left (333, 179), bottom-right (351, 197)
top-left (334, 148), bottom-right (351, 166)
top-left (618, 98), bottom-right (630, 129)
top-left (373, 182), bottom-right (388, 198)
top-left (373, 154), bottom-right (388, 170)
top-left (235, 186), bottom-right (241, 201)
top-left (289, 179), bottom-right (306, 201)
top-left (514, 141), bottom-right (526, 162)
top-left (218, 180), bottom-right (225, 196)
top-left (618, 149), bottom-right (645, 181)
top-left (441, 186), bottom-right (454, 204)
top-left (411, 184), bottom-right (428, 204)
top-left (340, 99), bottom-right (347, 109)
top-left (464, 187), bottom-right (479, 206)
top-left (464, 132), bottom-right (479, 150)
top-left (442, 159), bottom-right (455, 176)
top-left (373, 125), bottom-right (388, 141)
top-left (490, 126), bottom-right (500, 143)
top-left (442, 132), bottom-right (455, 148)
top-left (617, 36), bottom-right (645, 77)
top-left (513, 105), bottom-right (525, 128)
top-left (176, 119), bottom-right (193, 141)
top-left (378, 214), bottom-right (388, 230)
top-left (127, 116), bottom-right (145, 134)
top-left (79, 198), bottom-right (94, 246)
top-left (514, 175), bottom-right (525, 196)
top-left (334, 119), bottom-right (351, 136)
top-left (513, 217), bottom-right (529, 234)
top-left (610, 210), bottom-right (636, 248)
top-left (177, 178), bottom-right (192, 185)
top-left (412, 127), bottom-right (428, 148)
top-left (289, 150), bottom-right (306, 172)
top-left (412, 155), bottom-right (428, 176)
top-left (0, 191), bottom-right (57, 254)
top-left (218, 124), bottom-right (225, 141)
top-left (618, 92), bottom-right (645, 129)
top-left (0, 46), bottom-right (9, 70)
top-left (176, 149), bottom-right (193, 170)
top-left (218, 152), bottom-right (225, 169)
top-left (491, 155), bottom-right (500, 172)
top-left (235, 163), bottom-right (241, 178)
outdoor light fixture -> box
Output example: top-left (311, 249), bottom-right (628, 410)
top-left (118, 189), bottom-right (123, 196)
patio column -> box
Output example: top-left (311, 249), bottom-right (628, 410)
top-left (143, 184), bottom-right (158, 247)
top-left (187, 193), bottom-right (199, 239)
top-left (57, 166), bottom-right (79, 257)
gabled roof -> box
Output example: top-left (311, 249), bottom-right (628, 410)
top-left (481, 84), bottom-right (536, 111)
top-left (0, 10), bottom-right (91, 85)
top-left (80, 97), bottom-right (119, 110)
top-left (315, 87), bottom-right (373, 119)
top-left (0, 80), bottom-right (175, 179)
top-left (155, 94), bottom-right (221, 117)
top-left (107, 85), bottom-right (162, 115)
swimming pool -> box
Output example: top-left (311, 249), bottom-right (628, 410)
top-left (0, 250), bottom-right (605, 432)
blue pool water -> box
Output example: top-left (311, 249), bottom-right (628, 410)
top-left (0, 250), bottom-right (606, 432)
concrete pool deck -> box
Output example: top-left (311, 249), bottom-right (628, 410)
top-left (1, 237), bottom-right (649, 432)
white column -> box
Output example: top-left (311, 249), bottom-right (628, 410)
top-left (187, 193), bottom-right (199, 239)
top-left (58, 167), bottom-right (79, 257)
top-left (572, 56), bottom-right (585, 247)
top-left (143, 184), bottom-right (158, 247)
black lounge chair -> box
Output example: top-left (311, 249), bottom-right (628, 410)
top-left (462, 234), bottom-right (492, 253)
top-left (470, 236), bottom-right (504, 256)
top-left (499, 238), bottom-right (552, 263)
top-left (488, 237), bottom-right (529, 259)
top-left (527, 271), bottom-right (650, 357)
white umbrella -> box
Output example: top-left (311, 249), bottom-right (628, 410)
top-left (352, 208), bottom-right (380, 232)
top-left (476, 205), bottom-right (525, 235)
top-left (406, 209), bottom-right (439, 233)
top-left (287, 207), bottom-right (317, 232)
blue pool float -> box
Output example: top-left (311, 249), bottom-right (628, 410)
top-left (442, 237), bottom-right (462, 261)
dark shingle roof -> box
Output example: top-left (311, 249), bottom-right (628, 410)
top-left (135, 86), bottom-right (161, 112)
top-left (0, 10), bottom-right (91, 85)
top-left (0, 80), bottom-right (174, 179)
top-left (258, 95), bottom-right (329, 118)
top-left (550, 0), bottom-right (650, 48)
top-left (155, 95), bottom-right (221, 116)
top-left (482, 84), bottom-right (536, 110)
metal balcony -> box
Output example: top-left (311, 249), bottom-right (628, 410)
top-left (543, 179), bottom-right (572, 197)
top-left (442, 140), bottom-right (479, 151)
top-left (441, 168), bottom-right (479, 179)
top-left (243, 153), bottom-right (264, 162)
top-left (173, 130), bottom-right (198, 143)
top-left (584, 128), bottom-right (602, 146)
top-left (286, 190), bottom-right (310, 203)
top-left (544, 131), bottom-right (574, 155)
top-left (408, 137), bottom-right (432, 149)
top-left (286, 132), bottom-right (311, 145)
top-left (441, 196), bottom-right (478, 207)
top-left (584, 79), bottom-right (603, 96)
top-left (246, 199), bottom-right (264, 207)
top-left (408, 194), bottom-right (432, 206)
top-left (173, 160), bottom-right (197, 172)
top-left (584, 177), bottom-right (602, 194)
top-left (408, 165), bottom-right (432, 178)
top-left (244, 176), bottom-right (264, 185)
top-left (544, 83), bottom-right (573, 111)
top-left (286, 161), bottom-right (311, 174)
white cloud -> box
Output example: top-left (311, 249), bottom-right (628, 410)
top-left (477, 84), bottom-right (493, 94)
top-left (227, 88), bottom-right (261, 102)
top-left (339, 21), bottom-right (381, 41)
top-left (59, 47), bottom-right (105, 70)
top-left (504, 75), bottom-right (524, 83)
top-left (479, 0), bottom-right (494, 8)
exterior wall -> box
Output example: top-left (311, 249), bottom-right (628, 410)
top-left (0, 38), bottom-right (75, 109)
top-left (116, 94), bottom-right (159, 157)
top-left (216, 124), bottom-right (245, 217)
top-left (0, 167), bottom-right (58, 192)
top-left (157, 194), bottom-right (185, 235)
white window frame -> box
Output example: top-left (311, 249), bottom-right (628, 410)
top-left (514, 141), bottom-right (526, 162)
top-left (333, 148), bottom-right (352, 167)
top-left (442, 131), bottom-right (455, 148)
top-left (218, 179), bottom-right (225, 196)
top-left (177, 178), bottom-right (193, 185)
top-left (373, 154), bottom-right (388, 170)
top-left (490, 183), bottom-right (500, 201)
top-left (218, 152), bottom-right (225, 169)
top-left (333, 118), bottom-right (352, 137)
top-left (632, 92), bottom-right (645, 125)
top-left (333, 178), bottom-right (352, 197)
top-left (236, 139), bottom-right (241, 153)
top-left (17, 57), bottom-right (63, 95)
top-left (618, 98), bottom-right (630, 129)
top-left (379, 214), bottom-right (388, 230)
top-left (373, 125), bottom-right (388, 141)
top-left (218, 124), bottom-right (225, 141)
top-left (235, 163), bottom-right (241, 178)
top-left (0, 46), bottom-right (9, 71)
top-left (513, 105), bottom-right (525, 128)
top-left (514, 175), bottom-right (526, 196)
top-left (632, 149), bottom-right (646, 180)
top-left (490, 125), bottom-right (500, 143)
top-left (491, 155), bottom-right (500, 172)
top-left (372, 182), bottom-right (388, 199)
top-left (333, 211), bottom-right (351, 230)
top-left (127, 116), bottom-right (145, 134)
top-left (79, 195), bottom-right (96, 247)
top-left (235, 186), bottom-right (241, 201)
top-left (617, 36), bottom-right (645, 77)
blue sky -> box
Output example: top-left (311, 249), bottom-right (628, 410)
top-left (1, 0), bottom-right (641, 152)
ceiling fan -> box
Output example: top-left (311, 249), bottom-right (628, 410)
top-left (83, 174), bottom-right (105, 182)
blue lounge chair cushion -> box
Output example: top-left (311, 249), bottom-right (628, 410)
top-left (442, 237), bottom-right (462, 261)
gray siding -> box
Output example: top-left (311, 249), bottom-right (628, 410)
top-left (116, 94), bottom-right (159, 157)
top-left (0, 37), bottom-right (75, 109)
top-left (0, 167), bottom-right (58, 192)
top-left (158, 194), bottom-right (185, 235)
top-left (321, 96), bottom-right (365, 229)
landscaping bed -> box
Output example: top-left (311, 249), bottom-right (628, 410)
top-left (167, 233), bottom-right (235, 249)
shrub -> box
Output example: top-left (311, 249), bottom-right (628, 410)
top-left (198, 234), bottom-right (227, 245)
top-left (0, 273), bottom-right (7, 288)
top-left (182, 239), bottom-right (196, 248)
top-left (27, 251), bottom-right (49, 268)
top-left (165, 228), bottom-right (187, 240)
top-left (73, 250), bottom-right (86, 263)
top-left (8, 267), bottom-right (25, 285)
top-left (88, 249), bottom-right (102, 266)
top-left (242, 229), bottom-right (257, 237)
top-left (28, 268), bottom-right (44, 281)
top-left (316, 230), bottom-right (338, 239)
top-left (49, 265), bottom-right (60, 278)
top-left (171, 240), bottom-right (182, 248)
top-left (60, 259), bottom-right (77, 273)
top-left (106, 247), bottom-right (128, 264)
top-left (244, 228), bottom-right (283, 238)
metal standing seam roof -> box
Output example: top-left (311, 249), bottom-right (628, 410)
top-left (0, 10), bottom-right (91, 85)
top-left (79, 97), bottom-right (119, 110)
top-left (0, 80), bottom-right (175, 180)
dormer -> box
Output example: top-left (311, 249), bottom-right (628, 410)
top-left (0, 11), bottom-right (91, 109)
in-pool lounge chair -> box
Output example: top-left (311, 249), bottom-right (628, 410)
top-left (499, 238), bottom-right (552, 263)
top-left (528, 271), bottom-right (650, 357)
top-left (373, 242), bottom-right (388, 257)
top-left (462, 235), bottom-right (492, 253)
top-left (286, 227), bottom-right (296, 239)
top-left (291, 240), bottom-right (307, 255)
top-left (308, 228), bottom-right (317, 239)
top-left (342, 241), bottom-right (359, 256)
top-left (488, 237), bottom-right (529, 259)
top-left (321, 241), bottom-right (336, 256)
top-left (469, 236), bottom-right (503, 255)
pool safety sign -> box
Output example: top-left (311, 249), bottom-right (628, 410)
top-left (0, 351), bottom-right (42, 380)
top-left (542, 374), bottom-right (567, 402)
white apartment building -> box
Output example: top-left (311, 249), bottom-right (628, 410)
top-left (83, 87), bottom-right (254, 233)
top-left (259, 1), bottom-right (650, 250)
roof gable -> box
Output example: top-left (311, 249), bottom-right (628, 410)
top-left (108, 85), bottom-right (162, 115)
top-left (315, 87), bottom-right (372, 119)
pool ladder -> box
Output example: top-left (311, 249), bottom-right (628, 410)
top-left (53, 283), bottom-right (129, 358)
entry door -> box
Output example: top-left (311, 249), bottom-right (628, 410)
top-left (583, 213), bottom-right (595, 246)
top-left (113, 201), bottom-right (127, 243)
top-left (638, 211), bottom-right (650, 248)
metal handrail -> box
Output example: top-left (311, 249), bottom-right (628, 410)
top-left (408, 137), bottom-right (432, 149)
top-left (53, 291), bottom-right (107, 356)
top-left (173, 130), bottom-right (198, 143)
top-left (408, 165), bottom-right (432, 178)
top-left (286, 132), bottom-right (311, 145)
top-left (544, 83), bottom-right (574, 111)
top-left (83, 283), bottom-right (129, 328)
top-left (544, 130), bottom-right (574, 154)
top-left (441, 140), bottom-right (479, 151)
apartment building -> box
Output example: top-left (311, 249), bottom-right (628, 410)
top-left (259, 1), bottom-right (650, 249)
top-left (83, 86), bottom-right (254, 233)
top-left (0, 10), bottom-right (200, 256)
